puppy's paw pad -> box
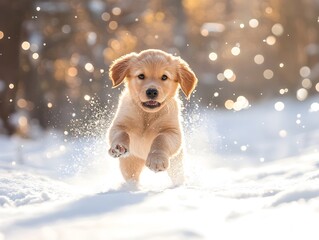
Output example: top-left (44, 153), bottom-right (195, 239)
top-left (146, 158), bottom-right (169, 172)
top-left (109, 144), bottom-right (128, 158)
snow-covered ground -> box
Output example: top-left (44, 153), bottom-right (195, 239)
top-left (1, 96), bottom-right (319, 240)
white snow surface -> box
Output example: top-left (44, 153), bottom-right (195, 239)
top-left (1, 97), bottom-right (319, 240)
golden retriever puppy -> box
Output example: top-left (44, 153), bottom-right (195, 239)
top-left (108, 49), bottom-right (198, 185)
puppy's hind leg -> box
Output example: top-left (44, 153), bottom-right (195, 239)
top-left (119, 155), bottom-right (145, 183)
top-left (167, 151), bottom-right (185, 186)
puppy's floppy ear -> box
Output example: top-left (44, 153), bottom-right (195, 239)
top-left (177, 58), bottom-right (198, 99)
top-left (109, 53), bottom-right (136, 88)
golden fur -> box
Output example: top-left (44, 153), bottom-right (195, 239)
top-left (108, 49), bottom-right (198, 185)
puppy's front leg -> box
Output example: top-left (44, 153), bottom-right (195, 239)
top-left (108, 127), bottom-right (130, 158)
top-left (146, 131), bottom-right (181, 172)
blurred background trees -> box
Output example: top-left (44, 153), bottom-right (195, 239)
top-left (0, 0), bottom-right (318, 135)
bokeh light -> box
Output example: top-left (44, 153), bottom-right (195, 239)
top-left (85, 63), bottom-right (94, 73)
top-left (233, 96), bottom-right (250, 111)
top-left (266, 36), bottom-right (276, 45)
top-left (17, 99), bottom-right (27, 109)
top-left (101, 12), bottom-right (110, 21)
top-left (217, 73), bottom-right (225, 81)
top-left (231, 46), bottom-right (240, 56)
top-left (109, 21), bottom-right (118, 30)
top-left (274, 101), bottom-right (285, 111)
top-left (299, 66), bottom-right (311, 78)
top-left (32, 53), bottom-right (39, 60)
top-left (254, 54), bottom-right (264, 64)
top-left (279, 88), bottom-right (289, 95)
top-left (310, 102), bottom-right (319, 112)
top-left (249, 19), bottom-right (259, 28)
top-left (240, 145), bottom-right (247, 151)
top-left (112, 7), bottom-right (121, 16)
top-left (209, 52), bottom-right (218, 61)
top-left (279, 129), bottom-right (287, 138)
top-left (263, 69), bottom-right (274, 79)
top-left (224, 69), bottom-right (234, 79)
top-left (296, 88), bottom-right (308, 101)
top-left (84, 95), bottom-right (91, 101)
top-left (265, 7), bottom-right (273, 14)
top-left (271, 23), bottom-right (284, 36)
top-left (301, 78), bottom-right (312, 89)
top-left (62, 25), bottom-right (71, 34)
top-left (21, 41), bottom-right (30, 50)
top-left (224, 96), bottom-right (249, 111)
top-left (68, 67), bottom-right (78, 77)
top-left (225, 99), bottom-right (234, 110)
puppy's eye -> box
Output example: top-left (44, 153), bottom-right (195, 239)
top-left (138, 74), bottom-right (145, 80)
top-left (161, 75), bottom-right (168, 81)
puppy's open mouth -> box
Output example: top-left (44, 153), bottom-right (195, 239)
top-left (142, 100), bottom-right (161, 109)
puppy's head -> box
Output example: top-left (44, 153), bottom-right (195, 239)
top-left (109, 49), bottom-right (198, 113)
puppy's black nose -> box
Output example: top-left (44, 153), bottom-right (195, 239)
top-left (146, 88), bottom-right (158, 99)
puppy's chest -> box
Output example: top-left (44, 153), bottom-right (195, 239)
top-left (127, 119), bottom-right (162, 159)
top-left (127, 113), bottom-right (162, 134)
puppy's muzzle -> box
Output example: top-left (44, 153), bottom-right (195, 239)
top-left (146, 88), bottom-right (158, 99)
top-left (143, 88), bottom-right (161, 109)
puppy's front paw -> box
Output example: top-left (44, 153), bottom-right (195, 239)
top-left (146, 153), bottom-right (169, 172)
top-left (109, 144), bottom-right (128, 158)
